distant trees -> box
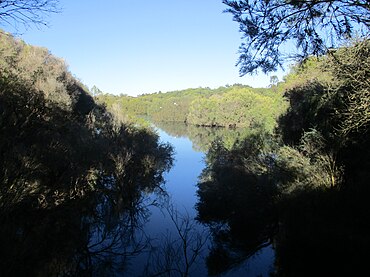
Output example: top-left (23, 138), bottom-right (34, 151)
top-left (269, 75), bottom-right (279, 87)
top-left (97, 85), bottom-right (287, 132)
top-left (187, 87), bottom-right (286, 131)
top-left (90, 85), bottom-right (103, 97)
top-left (97, 86), bottom-right (228, 124)
top-left (223, 0), bottom-right (370, 74)
top-left (0, 0), bottom-right (60, 30)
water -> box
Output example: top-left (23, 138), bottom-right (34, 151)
top-left (100, 123), bottom-right (370, 276)
top-left (132, 125), bottom-right (275, 276)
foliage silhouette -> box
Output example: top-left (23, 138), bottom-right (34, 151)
top-left (278, 39), bottom-right (370, 188)
top-left (223, 0), bottom-right (370, 74)
top-left (196, 132), bottom-right (370, 276)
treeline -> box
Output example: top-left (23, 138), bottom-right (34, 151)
top-left (196, 39), bottom-right (370, 276)
top-left (187, 86), bottom-right (284, 131)
top-left (96, 84), bottom-right (287, 132)
top-left (96, 86), bottom-right (231, 124)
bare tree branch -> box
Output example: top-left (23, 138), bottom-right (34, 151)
top-left (0, 0), bottom-right (60, 31)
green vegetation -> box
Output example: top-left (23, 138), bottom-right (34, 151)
top-left (196, 39), bottom-right (370, 276)
top-left (1, 2), bottom-right (369, 272)
top-left (96, 84), bottom-right (287, 132)
top-left (187, 86), bottom-right (284, 131)
top-left (96, 86), bottom-right (230, 124)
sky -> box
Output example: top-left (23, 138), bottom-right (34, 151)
top-left (5, 0), bottom-right (286, 96)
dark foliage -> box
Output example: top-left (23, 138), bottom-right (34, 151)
top-left (223, 0), bottom-right (370, 74)
top-left (278, 80), bottom-right (337, 145)
top-left (278, 39), bottom-right (370, 189)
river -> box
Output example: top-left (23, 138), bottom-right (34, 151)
top-left (129, 123), bottom-right (275, 276)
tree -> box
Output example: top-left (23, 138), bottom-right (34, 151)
top-left (91, 85), bottom-right (104, 97)
top-left (223, 0), bottom-right (370, 75)
top-left (270, 75), bottom-right (279, 86)
top-left (0, 0), bottom-right (60, 30)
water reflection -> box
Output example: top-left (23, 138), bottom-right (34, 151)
top-left (153, 121), bottom-right (255, 152)
top-left (0, 157), bottom-right (172, 276)
top-left (143, 203), bottom-right (209, 277)
top-left (195, 134), bottom-right (278, 276)
top-left (0, 191), bottom-right (156, 276)
top-left (154, 124), bottom-right (277, 276)
top-left (195, 130), bottom-right (370, 276)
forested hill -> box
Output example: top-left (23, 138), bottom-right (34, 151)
top-left (96, 84), bottom-right (288, 133)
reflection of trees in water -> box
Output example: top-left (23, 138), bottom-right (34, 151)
top-left (196, 133), bottom-right (278, 275)
top-left (144, 203), bottom-right (209, 277)
top-left (0, 189), bottom-right (172, 276)
top-left (153, 121), bottom-right (255, 152)
top-left (196, 132), bottom-right (370, 276)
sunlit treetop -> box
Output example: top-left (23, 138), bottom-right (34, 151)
top-left (223, 0), bottom-right (370, 75)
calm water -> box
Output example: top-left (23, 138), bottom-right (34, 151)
top-left (0, 123), bottom-right (274, 277)
top-left (129, 124), bottom-right (275, 276)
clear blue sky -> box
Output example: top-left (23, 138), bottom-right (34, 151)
top-left (10, 0), bottom-right (285, 96)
